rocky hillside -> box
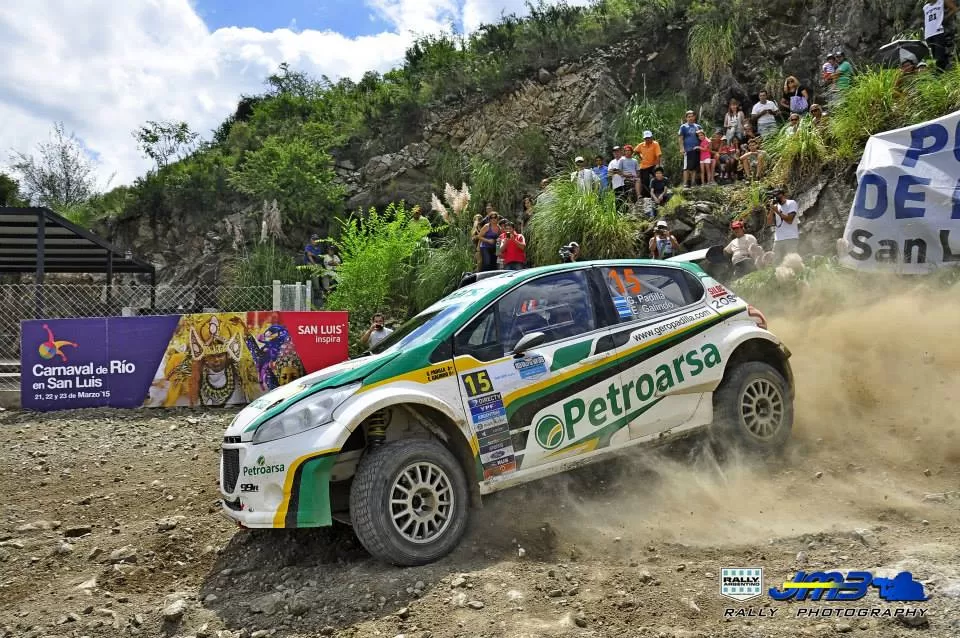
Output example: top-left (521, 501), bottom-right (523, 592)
top-left (101, 0), bottom-right (922, 284)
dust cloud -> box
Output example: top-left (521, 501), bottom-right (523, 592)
top-left (498, 280), bottom-right (960, 553)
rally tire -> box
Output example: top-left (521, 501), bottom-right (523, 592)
top-left (712, 361), bottom-right (793, 455)
top-left (349, 438), bottom-right (470, 566)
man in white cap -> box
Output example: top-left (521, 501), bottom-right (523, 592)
top-left (649, 220), bottom-right (680, 259)
top-left (636, 130), bottom-right (662, 200)
top-left (571, 156), bottom-right (598, 192)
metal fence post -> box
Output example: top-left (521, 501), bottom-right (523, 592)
top-left (272, 280), bottom-right (281, 311)
top-left (305, 279), bottom-right (312, 310)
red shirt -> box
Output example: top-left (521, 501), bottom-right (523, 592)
top-left (499, 232), bottom-right (526, 264)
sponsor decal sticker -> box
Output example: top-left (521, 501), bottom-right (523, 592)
top-left (242, 455), bottom-right (285, 476)
top-left (468, 391), bottom-right (517, 479)
top-left (425, 364), bottom-right (455, 382)
top-left (721, 568), bottom-right (764, 602)
top-left (240, 483), bottom-right (259, 493)
top-left (514, 354), bottom-right (547, 379)
top-left (533, 343), bottom-right (722, 450)
top-left (708, 284), bottom-right (731, 299)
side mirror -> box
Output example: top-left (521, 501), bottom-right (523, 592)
top-left (513, 331), bottom-right (546, 357)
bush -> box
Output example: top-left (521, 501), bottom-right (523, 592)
top-left (528, 179), bottom-right (641, 264)
top-left (323, 202), bottom-right (432, 352)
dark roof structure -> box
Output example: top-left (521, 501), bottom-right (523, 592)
top-left (0, 207), bottom-right (155, 281)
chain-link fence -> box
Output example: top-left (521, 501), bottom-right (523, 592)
top-left (0, 281), bottom-right (312, 392)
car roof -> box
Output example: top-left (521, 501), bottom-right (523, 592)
top-left (443, 259), bottom-right (706, 307)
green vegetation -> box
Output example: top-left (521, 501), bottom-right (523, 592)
top-left (763, 118), bottom-right (829, 188)
top-left (686, 0), bottom-right (749, 80)
top-left (322, 202), bottom-right (432, 353)
top-left (528, 179), bottom-right (641, 264)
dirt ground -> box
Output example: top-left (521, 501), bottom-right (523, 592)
top-left (1, 289), bottom-right (959, 638)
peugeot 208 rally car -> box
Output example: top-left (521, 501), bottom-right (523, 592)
top-left (220, 260), bottom-right (794, 566)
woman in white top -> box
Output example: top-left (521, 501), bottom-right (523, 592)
top-left (723, 98), bottom-right (745, 143)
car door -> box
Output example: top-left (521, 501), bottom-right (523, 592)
top-left (591, 263), bottom-right (717, 441)
top-left (451, 269), bottom-right (619, 483)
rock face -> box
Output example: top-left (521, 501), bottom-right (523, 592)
top-left (99, 0), bottom-right (910, 284)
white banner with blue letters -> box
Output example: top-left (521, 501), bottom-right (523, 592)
top-left (840, 109), bottom-right (960, 274)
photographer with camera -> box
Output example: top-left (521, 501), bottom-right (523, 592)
top-left (649, 220), bottom-right (680, 259)
top-left (766, 188), bottom-right (800, 263)
top-left (559, 241), bottom-right (580, 263)
top-left (361, 312), bottom-right (393, 350)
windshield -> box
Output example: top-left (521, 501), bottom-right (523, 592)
top-left (369, 304), bottom-right (465, 355)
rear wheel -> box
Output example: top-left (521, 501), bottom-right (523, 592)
top-left (712, 361), bottom-right (793, 455)
top-left (349, 438), bottom-right (470, 566)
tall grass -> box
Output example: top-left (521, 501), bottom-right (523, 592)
top-left (230, 242), bottom-right (301, 287)
top-left (764, 118), bottom-right (828, 188)
top-left (528, 178), bottom-right (641, 264)
top-left (412, 232), bottom-right (476, 312)
top-left (826, 67), bottom-right (900, 162)
top-left (685, 0), bottom-right (746, 80)
top-left (688, 21), bottom-right (737, 80)
top-left (470, 155), bottom-right (524, 215)
top-left (826, 64), bottom-right (960, 164)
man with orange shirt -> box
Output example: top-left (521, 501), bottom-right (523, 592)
top-left (635, 130), bottom-right (662, 199)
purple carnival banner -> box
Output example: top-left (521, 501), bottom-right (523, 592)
top-left (20, 312), bottom-right (350, 412)
top-left (21, 317), bottom-right (180, 411)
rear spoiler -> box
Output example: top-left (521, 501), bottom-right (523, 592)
top-left (667, 245), bottom-right (726, 265)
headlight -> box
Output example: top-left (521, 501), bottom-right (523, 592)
top-left (252, 382), bottom-right (360, 444)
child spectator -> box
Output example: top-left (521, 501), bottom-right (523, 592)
top-left (821, 53), bottom-right (837, 86)
top-left (780, 76), bottom-right (811, 115)
top-left (740, 120), bottom-right (758, 151)
top-left (649, 166), bottom-right (672, 209)
top-left (697, 130), bottom-right (714, 185)
top-left (740, 138), bottom-right (768, 181)
top-left (718, 135), bottom-right (740, 182)
top-left (723, 98), bottom-right (745, 143)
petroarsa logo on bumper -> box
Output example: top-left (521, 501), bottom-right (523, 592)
top-left (534, 414), bottom-right (565, 450)
top-left (533, 344), bottom-right (722, 451)
top-left (242, 455), bottom-right (285, 476)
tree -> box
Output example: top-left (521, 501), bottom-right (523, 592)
top-left (133, 120), bottom-right (200, 169)
top-left (0, 172), bottom-right (24, 206)
top-left (10, 122), bottom-right (98, 208)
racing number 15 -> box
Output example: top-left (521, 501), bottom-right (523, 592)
top-left (608, 268), bottom-right (641, 295)
top-left (461, 371), bottom-right (493, 397)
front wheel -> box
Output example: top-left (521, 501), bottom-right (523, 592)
top-left (349, 438), bottom-right (470, 566)
top-left (712, 361), bottom-right (793, 455)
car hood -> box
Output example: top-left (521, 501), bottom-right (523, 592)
top-left (223, 350), bottom-right (402, 439)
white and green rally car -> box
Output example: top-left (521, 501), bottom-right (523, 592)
top-left (220, 260), bottom-right (794, 565)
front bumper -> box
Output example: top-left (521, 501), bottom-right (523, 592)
top-left (219, 437), bottom-right (339, 529)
